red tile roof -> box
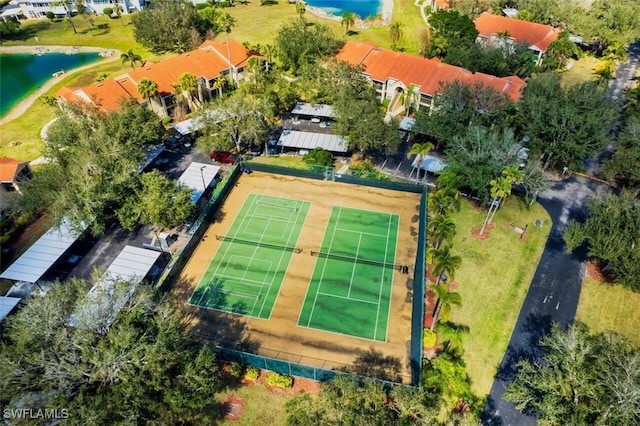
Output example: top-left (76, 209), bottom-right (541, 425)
top-left (56, 39), bottom-right (257, 112)
top-left (336, 41), bottom-right (526, 102)
top-left (475, 13), bottom-right (559, 53)
top-left (0, 157), bottom-right (27, 182)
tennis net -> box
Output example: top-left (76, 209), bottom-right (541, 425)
top-left (310, 250), bottom-right (402, 271)
top-left (255, 200), bottom-right (298, 212)
top-left (216, 235), bottom-right (303, 253)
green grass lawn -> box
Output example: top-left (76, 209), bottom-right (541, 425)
top-left (576, 277), bottom-right (640, 346)
top-left (560, 55), bottom-right (598, 87)
top-left (448, 196), bottom-right (551, 397)
top-left (214, 383), bottom-right (293, 425)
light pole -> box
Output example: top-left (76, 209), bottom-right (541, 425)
top-left (200, 165), bottom-right (207, 192)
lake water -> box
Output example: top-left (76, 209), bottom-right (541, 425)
top-left (0, 52), bottom-right (101, 118)
top-left (305, 0), bottom-right (382, 20)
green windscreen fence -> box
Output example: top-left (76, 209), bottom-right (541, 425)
top-left (410, 188), bottom-right (427, 386)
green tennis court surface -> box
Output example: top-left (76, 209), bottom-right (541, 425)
top-left (298, 206), bottom-right (399, 341)
top-left (190, 194), bottom-right (310, 319)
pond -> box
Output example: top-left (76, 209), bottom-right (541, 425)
top-left (0, 51), bottom-right (101, 118)
top-left (305, 0), bottom-right (382, 20)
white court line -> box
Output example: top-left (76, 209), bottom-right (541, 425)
top-left (304, 206), bottom-right (343, 327)
top-left (317, 291), bottom-right (379, 305)
top-left (374, 213), bottom-right (393, 341)
top-left (334, 227), bottom-right (389, 238)
top-left (347, 233), bottom-right (363, 298)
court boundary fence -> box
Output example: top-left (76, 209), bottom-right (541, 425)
top-left (159, 161), bottom-right (426, 387)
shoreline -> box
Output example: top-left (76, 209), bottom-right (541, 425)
top-left (0, 45), bottom-right (121, 126)
top-left (305, 0), bottom-right (393, 26)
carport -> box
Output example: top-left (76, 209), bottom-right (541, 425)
top-left (177, 162), bottom-right (221, 202)
top-left (68, 245), bottom-right (161, 332)
top-left (277, 130), bottom-right (348, 154)
top-left (412, 155), bottom-right (448, 174)
top-left (0, 219), bottom-right (85, 284)
top-left (290, 102), bottom-right (336, 120)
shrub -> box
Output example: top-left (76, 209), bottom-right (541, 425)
top-left (244, 366), bottom-right (260, 381)
top-left (349, 161), bottom-right (390, 181)
top-left (265, 371), bottom-right (293, 389)
top-left (45, 11), bottom-right (55, 22)
top-left (230, 362), bottom-right (244, 378)
top-left (103, 7), bottom-right (113, 16)
top-left (423, 329), bottom-right (437, 348)
top-left (161, 116), bottom-right (172, 126)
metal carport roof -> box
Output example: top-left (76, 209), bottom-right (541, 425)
top-left (68, 246), bottom-right (161, 332)
top-left (277, 130), bottom-right (348, 153)
top-left (412, 155), bottom-right (448, 174)
top-left (290, 102), bottom-right (335, 118)
top-left (0, 220), bottom-right (85, 283)
top-left (177, 162), bottom-right (221, 202)
top-left (0, 297), bottom-right (21, 323)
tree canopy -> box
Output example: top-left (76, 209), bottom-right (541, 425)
top-left (517, 73), bottom-right (618, 170)
top-left (132, 0), bottom-right (201, 53)
top-left (274, 19), bottom-right (344, 74)
top-left (504, 322), bottom-right (640, 425)
top-left (0, 280), bottom-right (220, 423)
top-left (563, 190), bottom-right (640, 291)
top-left (604, 112), bottom-right (640, 188)
top-left (8, 101), bottom-right (166, 235)
top-left (427, 10), bottom-right (478, 59)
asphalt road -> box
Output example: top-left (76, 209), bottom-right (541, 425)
top-left (482, 176), bottom-right (610, 425)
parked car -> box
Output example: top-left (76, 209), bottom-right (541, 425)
top-left (210, 151), bottom-right (237, 164)
top-left (266, 140), bottom-right (278, 155)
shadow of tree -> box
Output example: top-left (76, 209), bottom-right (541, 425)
top-left (338, 347), bottom-right (402, 382)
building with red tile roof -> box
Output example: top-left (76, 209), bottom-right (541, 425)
top-left (335, 41), bottom-right (525, 117)
top-left (0, 157), bottom-right (33, 210)
top-left (56, 39), bottom-right (264, 117)
top-left (474, 13), bottom-right (559, 64)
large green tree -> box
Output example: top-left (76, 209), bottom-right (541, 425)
top-left (275, 19), bottom-right (344, 74)
top-left (0, 280), bottom-right (219, 423)
top-left (428, 9), bottom-right (478, 58)
top-left (132, 0), bottom-right (199, 53)
top-left (518, 73), bottom-right (618, 170)
top-left (9, 101), bottom-right (164, 235)
top-left (504, 323), bottom-right (640, 425)
top-left (444, 126), bottom-right (521, 201)
top-left (563, 190), bottom-right (640, 291)
top-left (412, 81), bottom-right (516, 143)
top-left (196, 92), bottom-right (268, 154)
top-left (604, 113), bottom-right (640, 188)
top-left (116, 170), bottom-right (195, 231)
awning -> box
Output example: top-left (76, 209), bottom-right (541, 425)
top-left (399, 117), bottom-right (415, 131)
top-left (412, 155), bottom-right (448, 174)
top-left (68, 246), bottom-right (161, 331)
top-left (0, 219), bottom-right (85, 283)
top-left (290, 102), bottom-right (335, 119)
top-left (277, 130), bottom-right (348, 153)
top-left (0, 296), bottom-right (21, 323)
top-left (177, 162), bottom-right (221, 202)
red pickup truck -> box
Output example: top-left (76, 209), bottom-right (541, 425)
top-left (210, 151), bottom-right (237, 164)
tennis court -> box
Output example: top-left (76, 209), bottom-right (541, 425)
top-left (298, 206), bottom-right (399, 341)
top-left (189, 194), bottom-right (310, 319)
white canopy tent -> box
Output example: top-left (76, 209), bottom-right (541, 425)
top-left (177, 162), bottom-right (221, 202)
top-left (68, 246), bottom-right (161, 332)
top-left (0, 219), bottom-right (85, 283)
top-left (277, 130), bottom-right (348, 153)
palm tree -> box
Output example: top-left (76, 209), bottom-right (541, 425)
top-left (407, 142), bottom-right (434, 181)
top-left (429, 283), bottom-right (461, 331)
top-left (113, 4), bottom-right (124, 26)
top-left (389, 22), bottom-right (403, 50)
top-left (479, 175), bottom-right (511, 236)
top-left (211, 76), bottom-right (226, 98)
top-left (403, 84), bottom-right (419, 117)
top-left (429, 215), bottom-right (456, 249)
top-left (296, 1), bottom-right (306, 19)
top-left (54, 0), bottom-right (77, 34)
top-left (137, 78), bottom-right (158, 113)
top-left (341, 12), bottom-right (357, 35)
top-left (179, 72), bottom-right (200, 110)
top-left (216, 12), bottom-right (238, 84)
top-left (431, 245), bottom-right (461, 286)
top-left (121, 49), bottom-right (142, 70)
top-left (435, 322), bottom-right (469, 356)
top-left (428, 188), bottom-right (458, 217)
